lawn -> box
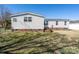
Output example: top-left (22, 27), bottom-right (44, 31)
top-left (54, 29), bottom-right (79, 38)
top-left (0, 30), bottom-right (79, 54)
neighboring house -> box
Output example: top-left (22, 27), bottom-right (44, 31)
top-left (11, 12), bottom-right (45, 31)
top-left (69, 20), bottom-right (79, 30)
top-left (45, 19), bottom-right (69, 29)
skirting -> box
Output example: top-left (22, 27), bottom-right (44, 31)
top-left (12, 29), bottom-right (44, 32)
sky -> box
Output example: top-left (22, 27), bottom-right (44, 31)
top-left (3, 4), bottom-right (79, 20)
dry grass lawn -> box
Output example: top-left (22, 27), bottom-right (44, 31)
top-left (1, 29), bottom-right (79, 53)
top-left (53, 29), bottom-right (79, 39)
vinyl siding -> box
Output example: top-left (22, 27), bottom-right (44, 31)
top-left (48, 21), bottom-right (69, 28)
top-left (11, 14), bottom-right (44, 29)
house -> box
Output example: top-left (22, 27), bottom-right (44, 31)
top-left (11, 12), bottom-right (70, 31)
top-left (69, 20), bottom-right (79, 30)
top-left (11, 12), bottom-right (45, 31)
top-left (45, 19), bottom-right (69, 29)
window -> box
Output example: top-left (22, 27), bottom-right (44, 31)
top-left (56, 21), bottom-right (58, 25)
top-left (64, 21), bottom-right (67, 25)
top-left (13, 18), bottom-right (17, 22)
top-left (24, 17), bottom-right (32, 22)
top-left (24, 17), bottom-right (28, 22)
top-left (28, 17), bottom-right (32, 22)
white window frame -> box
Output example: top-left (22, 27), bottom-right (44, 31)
top-left (24, 17), bottom-right (32, 22)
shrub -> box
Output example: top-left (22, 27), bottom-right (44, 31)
top-left (60, 46), bottom-right (79, 54)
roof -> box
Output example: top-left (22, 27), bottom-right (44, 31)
top-left (45, 19), bottom-right (69, 21)
top-left (11, 12), bottom-right (44, 18)
top-left (70, 20), bottom-right (79, 23)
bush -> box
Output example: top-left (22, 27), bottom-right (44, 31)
top-left (60, 46), bottom-right (79, 54)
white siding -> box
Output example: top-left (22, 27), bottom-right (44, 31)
top-left (48, 21), bottom-right (69, 29)
top-left (11, 14), bottom-right (44, 29)
top-left (69, 23), bottom-right (79, 30)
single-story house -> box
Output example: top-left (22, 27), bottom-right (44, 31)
top-left (11, 12), bottom-right (79, 31)
top-left (11, 12), bottom-right (45, 31)
top-left (45, 19), bottom-right (69, 29)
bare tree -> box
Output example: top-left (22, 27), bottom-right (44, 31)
top-left (0, 5), bottom-right (12, 30)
